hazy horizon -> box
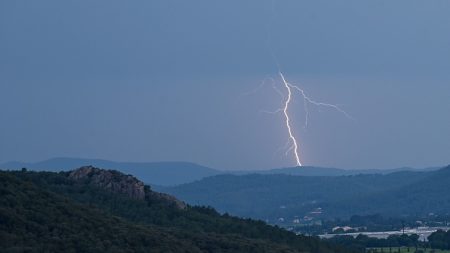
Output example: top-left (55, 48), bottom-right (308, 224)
top-left (1, 1), bottom-right (450, 170)
top-left (0, 156), bottom-right (446, 173)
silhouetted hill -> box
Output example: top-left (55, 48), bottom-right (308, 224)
top-left (161, 166), bottom-right (450, 221)
top-left (0, 167), bottom-right (353, 253)
top-left (0, 157), bottom-right (220, 186)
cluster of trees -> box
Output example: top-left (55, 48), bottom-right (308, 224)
top-left (0, 169), bottom-right (356, 253)
top-left (428, 230), bottom-right (450, 250)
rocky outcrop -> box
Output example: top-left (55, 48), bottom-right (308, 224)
top-left (68, 166), bottom-right (186, 209)
top-left (69, 166), bottom-right (146, 200)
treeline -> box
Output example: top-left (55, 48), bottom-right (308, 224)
top-left (428, 230), bottom-right (450, 250)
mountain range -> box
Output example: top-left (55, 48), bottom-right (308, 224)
top-left (0, 157), bottom-right (439, 186)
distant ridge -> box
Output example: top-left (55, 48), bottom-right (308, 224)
top-left (161, 165), bottom-right (450, 221)
top-left (1, 157), bottom-right (441, 186)
top-left (259, 165), bottom-right (441, 176)
top-left (0, 157), bottom-right (220, 186)
top-left (231, 165), bottom-right (440, 177)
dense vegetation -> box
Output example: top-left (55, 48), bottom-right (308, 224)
top-left (428, 230), bottom-right (450, 250)
top-left (160, 166), bottom-right (450, 220)
top-left (0, 169), bottom-right (353, 253)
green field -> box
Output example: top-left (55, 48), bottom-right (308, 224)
top-left (367, 248), bottom-right (450, 253)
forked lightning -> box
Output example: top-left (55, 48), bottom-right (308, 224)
top-left (275, 72), bottom-right (352, 166)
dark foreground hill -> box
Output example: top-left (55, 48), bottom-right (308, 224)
top-left (0, 167), bottom-right (352, 253)
top-left (160, 166), bottom-right (450, 222)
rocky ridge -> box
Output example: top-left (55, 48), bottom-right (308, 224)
top-left (69, 166), bottom-right (146, 200)
top-left (68, 166), bottom-right (186, 209)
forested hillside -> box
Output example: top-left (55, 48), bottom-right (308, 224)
top-left (0, 167), bottom-right (352, 253)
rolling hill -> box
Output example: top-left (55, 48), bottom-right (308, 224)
top-left (160, 166), bottom-right (450, 222)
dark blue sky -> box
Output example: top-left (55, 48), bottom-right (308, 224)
top-left (1, 1), bottom-right (449, 170)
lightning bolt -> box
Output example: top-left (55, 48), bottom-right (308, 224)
top-left (280, 73), bottom-right (302, 166)
top-left (265, 72), bottom-right (353, 167)
top-left (252, 1), bottom-right (354, 167)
